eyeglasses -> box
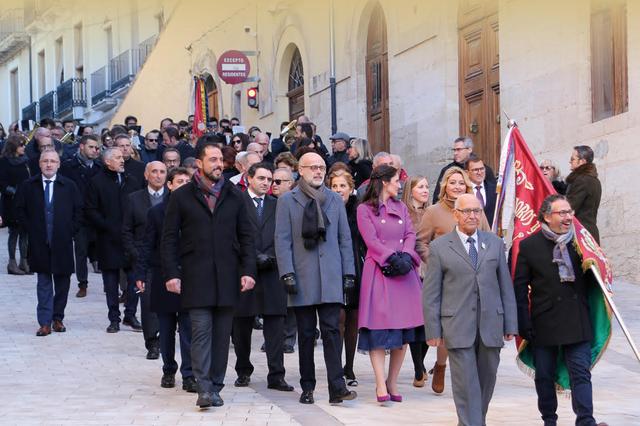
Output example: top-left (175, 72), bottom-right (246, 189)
top-left (104, 137), bottom-right (113, 142)
top-left (456, 208), bottom-right (483, 216)
top-left (232, 139), bottom-right (242, 144)
top-left (469, 167), bottom-right (485, 173)
top-left (550, 209), bottom-right (574, 217)
top-left (299, 165), bottom-right (326, 172)
top-left (540, 166), bottom-right (553, 171)
top-left (273, 179), bottom-right (292, 185)
top-left (146, 138), bottom-right (158, 142)
top-left (452, 148), bottom-right (469, 152)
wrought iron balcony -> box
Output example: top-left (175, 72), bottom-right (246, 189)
top-left (0, 8), bottom-right (30, 64)
top-left (137, 35), bottom-right (157, 68)
top-left (56, 78), bottom-right (87, 116)
top-left (91, 66), bottom-right (109, 105)
top-left (22, 101), bottom-right (38, 122)
top-left (39, 90), bottom-right (56, 120)
top-left (109, 50), bottom-right (134, 93)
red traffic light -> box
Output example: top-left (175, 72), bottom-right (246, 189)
top-left (247, 87), bottom-right (259, 109)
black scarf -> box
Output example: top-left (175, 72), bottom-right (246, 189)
top-left (298, 178), bottom-right (329, 250)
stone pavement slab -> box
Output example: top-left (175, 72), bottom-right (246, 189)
top-left (0, 227), bottom-right (638, 425)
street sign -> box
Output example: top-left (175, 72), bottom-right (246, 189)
top-left (216, 50), bottom-right (251, 84)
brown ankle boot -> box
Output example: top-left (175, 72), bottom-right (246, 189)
top-left (431, 362), bottom-right (446, 394)
top-left (7, 260), bottom-right (25, 275)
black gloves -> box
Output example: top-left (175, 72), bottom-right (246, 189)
top-left (343, 274), bottom-right (357, 306)
top-left (520, 327), bottom-right (535, 343)
top-left (382, 252), bottom-right (414, 276)
top-left (256, 253), bottom-right (276, 270)
top-left (281, 273), bottom-right (298, 295)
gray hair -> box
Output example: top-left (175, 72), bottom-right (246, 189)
top-left (372, 151), bottom-right (392, 167)
top-left (273, 167), bottom-right (294, 181)
top-left (235, 151), bottom-right (248, 167)
top-left (102, 147), bottom-right (122, 162)
top-left (537, 194), bottom-right (568, 223)
top-left (391, 154), bottom-right (403, 168)
top-left (573, 145), bottom-right (594, 164)
top-left (454, 136), bottom-right (473, 150)
top-left (349, 138), bottom-right (372, 163)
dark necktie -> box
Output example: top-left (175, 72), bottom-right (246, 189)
top-left (467, 236), bottom-right (478, 269)
top-left (44, 179), bottom-right (52, 207)
top-left (475, 185), bottom-right (485, 207)
top-left (254, 197), bottom-right (263, 219)
top-left (44, 180), bottom-right (53, 245)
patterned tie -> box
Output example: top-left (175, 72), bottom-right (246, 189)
top-left (467, 236), bottom-right (478, 269)
top-left (254, 197), bottom-right (263, 219)
top-left (475, 185), bottom-right (485, 207)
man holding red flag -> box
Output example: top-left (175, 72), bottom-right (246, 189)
top-left (514, 194), bottom-right (607, 426)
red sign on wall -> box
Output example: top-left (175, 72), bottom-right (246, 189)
top-left (216, 50), bottom-right (251, 84)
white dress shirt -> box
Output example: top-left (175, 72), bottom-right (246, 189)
top-left (455, 226), bottom-right (479, 255)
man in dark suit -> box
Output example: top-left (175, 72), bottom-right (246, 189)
top-left (85, 147), bottom-right (142, 333)
top-left (59, 134), bottom-right (102, 297)
top-left (423, 194), bottom-right (517, 426)
top-left (15, 150), bottom-right (82, 336)
top-left (465, 154), bottom-right (497, 225)
top-left (161, 141), bottom-right (257, 408)
top-left (514, 194), bottom-right (605, 426)
top-left (135, 167), bottom-right (196, 392)
top-left (232, 162), bottom-right (293, 392)
top-left (432, 137), bottom-right (495, 204)
top-left (115, 134), bottom-right (145, 188)
top-left (122, 161), bottom-right (168, 358)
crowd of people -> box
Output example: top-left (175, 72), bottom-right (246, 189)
top-left (0, 115), bottom-right (607, 425)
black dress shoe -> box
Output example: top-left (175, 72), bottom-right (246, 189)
top-left (182, 376), bottom-right (198, 393)
top-left (253, 316), bottom-right (263, 330)
top-left (283, 344), bottom-right (295, 354)
top-left (106, 321), bottom-right (120, 333)
top-left (196, 392), bottom-right (213, 408)
top-left (123, 316), bottom-right (143, 331)
top-left (234, 375), bottom-right (251, 387)
top-left (299, 390), bottom-right (314, 404)
top-left (161, 373), bottom-right (175, 388)
top-left (267, 379), bottom-right (294, 392)
top-left (146, 346), bottom-right (160, 360)
top-left (329, 388), bottom-right (357, 404)
top-left (211, 391), bottom-right (224, 407)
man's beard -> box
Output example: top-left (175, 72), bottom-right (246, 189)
top-left (205, 169), bottom-right (221, 182)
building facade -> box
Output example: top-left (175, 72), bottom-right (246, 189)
top-left (1, 0), bottom-right (638, 281)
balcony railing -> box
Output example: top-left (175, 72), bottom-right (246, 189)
top-left (91, 66), bottom-right (109, 105)
top-left (56, 78), bottom-right (87, 114)
top-left (137, 35), bottom-right (157, 68)
top-left (109, 50), bottom-right (134, 93)
top-left (22, 101), bottom-right (38, 122)
top-left (0, 8), bottom-right (29, 64)
top-left (39, 90), bottom-right (56, 120)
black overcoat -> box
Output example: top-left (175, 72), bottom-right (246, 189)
top-left (122, 188), bottom-right (169, 267)
top-left (0, 156), bottom-right (31, 225)
top-left (15, 175), bottom-right (82, 274)
top-left (84, 168), bottom-right (140, 270)
top-left (235, 193), bottom-right (286, 317)
top-left (514, 231), bottom-right (593, 347)
top-left (161, 179), bottom-right (257, 310)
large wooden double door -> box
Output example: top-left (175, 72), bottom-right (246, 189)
top-left (458, 0), bottom-right (500, 170)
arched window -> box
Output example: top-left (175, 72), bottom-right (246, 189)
top-left (286, 48), bottom-right (304, 120)
top-left (204, 74), bottom-right (219, 121)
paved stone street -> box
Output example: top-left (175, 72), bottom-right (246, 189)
top-left (0, 227), bottom-right (638, 425)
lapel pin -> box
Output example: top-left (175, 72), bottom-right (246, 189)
top-left (481, 242), bottom-right (486, 250)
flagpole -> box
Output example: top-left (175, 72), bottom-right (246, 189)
top-left (590, 265), bottom-right (640, 363)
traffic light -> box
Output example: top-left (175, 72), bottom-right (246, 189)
top-left (247, 87), bottom-right (258, 109)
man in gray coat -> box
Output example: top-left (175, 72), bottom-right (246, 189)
top-left (275, 152), bottom-right (357, 405)
top-left (423, 194), bottom-right (517, 426)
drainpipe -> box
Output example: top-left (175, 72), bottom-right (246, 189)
top-left (28, 35), bottom-right (33, 103)
top-left (329, 0), bottom-right (337, 135)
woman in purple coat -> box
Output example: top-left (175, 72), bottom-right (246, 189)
top-left (357, 165), bottom-right (424, 403)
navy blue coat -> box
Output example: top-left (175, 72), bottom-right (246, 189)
top-left (15, 175), bottom-right (82, 274)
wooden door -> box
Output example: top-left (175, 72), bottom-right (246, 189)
top-left (366, 4), bottom-right (390, 154)
top-left (458, 0), bottom-right (500, 170)
top-left (287, 48), bottom-right (305, 120)
top-left (205, 74), bottom-right (219, 120)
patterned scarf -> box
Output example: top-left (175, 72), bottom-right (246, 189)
top-left (540, 222), bottom-right (576, 282)
top-left (297, 178), bottom-right (328, 250)
top-left (193, 170), bottom-right (224, 212)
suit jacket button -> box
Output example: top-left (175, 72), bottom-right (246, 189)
top-left (471, 307), bottom-right (476, 311)
top-left (557, 296), bottom-right (562, 301)
top-left (398, 220), bottom-right (403, 224)
top-left (399, 239), bottom-right (403, 243)
top-left (381, 219), bottom-right (386, 224)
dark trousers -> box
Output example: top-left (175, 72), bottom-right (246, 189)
top-left (74, 226), bottom-right (89, 287)
top-left (294, 303), bottom-right (346, 396)
top-left (189, 306), bottom-right (234, 394)
top-left (36, 273), bottom-right (71, 326)
top-left (7, 225), bottom-right (27, 260)
top-left (409, 341), bottom-right (429, 379)
top-left (534, 341), bottom-right (595, 426)
top-left (102, 269), bottom-right (138, 322)
top-left (158, 311), bottom-right (193, 378)
top-left (284, 307), bottom-right (297, 347)
top-left (233, 314), bottom-right (286, 385)
top-left (131, 270), bottom-right (159, 348)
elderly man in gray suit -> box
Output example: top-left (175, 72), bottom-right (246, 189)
top-left (275, 152), bottom-right (357, 405)
top-left (423, 194), bottom-right (517, 426)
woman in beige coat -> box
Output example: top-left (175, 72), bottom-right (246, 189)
top-left (416, 166), bottom-right (490, 394)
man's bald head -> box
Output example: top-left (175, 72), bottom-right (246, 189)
top-left (247, 142), bottom-right (265, 160)
top-left (454, 194), bottom-right (483, 236)
top-left (298, 152), bottom-right (326, 188)
top-left (145, 161), bottom-right (167, 191)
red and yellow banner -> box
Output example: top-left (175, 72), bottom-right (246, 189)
top-left (192, 76), bottom-right (207, 138)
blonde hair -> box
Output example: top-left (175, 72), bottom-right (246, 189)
top-left (327, 167), bottom-right (355, 191)
top-left (438, 166), bottom-right (473, 202)
top-left (402, 175), bottom-right (430, 208)
top-left (539, 159), bottom-right (562, 180)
